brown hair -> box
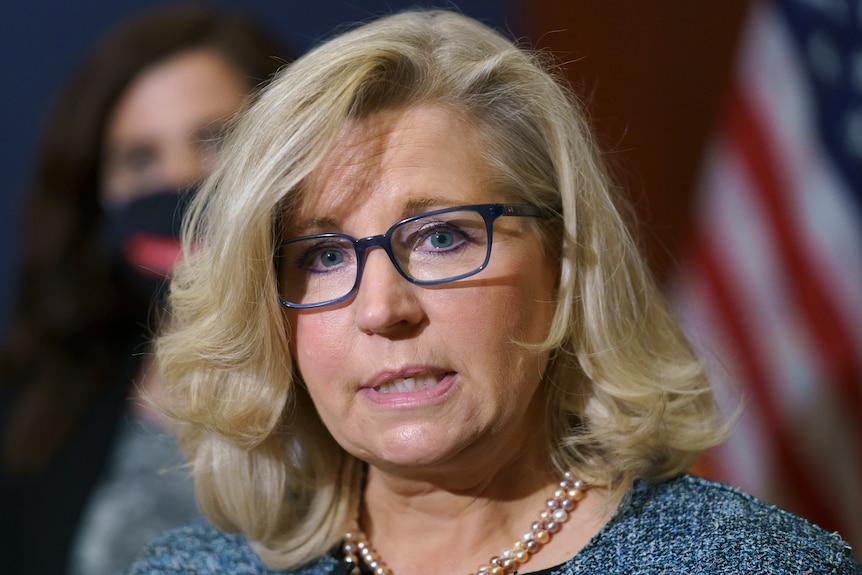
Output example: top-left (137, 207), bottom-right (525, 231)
top-left (0, 2), bottom-right (288, 473)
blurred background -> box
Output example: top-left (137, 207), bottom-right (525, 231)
top-left (1, 0), bottom-right (858, 559)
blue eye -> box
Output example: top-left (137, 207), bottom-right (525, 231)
top-left (289, 239), bottom-right (354, 274)
top-left (428, 231), bottom-right (456, 249)
top-left (410, 223), bottom-right (469, 254)
top-left (318, 249), bottom-right (344, 267)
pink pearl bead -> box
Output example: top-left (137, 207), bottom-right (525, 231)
top-left (568, 488), bottom-right (584, 501)
top-left (340, 473), bottom-right (586, 575)
top-left (553, 508), bottom-right (569, 523)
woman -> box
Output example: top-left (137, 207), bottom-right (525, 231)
top-left (0, 5), bottom-right (287, 575)
top-left (128, 9), bottom-right (860, 575)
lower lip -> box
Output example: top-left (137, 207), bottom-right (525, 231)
top-left (359, 373), bottom-right (457, 407)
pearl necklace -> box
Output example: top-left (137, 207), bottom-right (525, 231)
top-left (341, 472), bottom-right (587, 575)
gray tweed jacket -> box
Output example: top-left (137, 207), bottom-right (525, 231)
top-left (126, 475), bottom-right (861, 574)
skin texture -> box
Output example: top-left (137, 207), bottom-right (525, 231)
top-left (282, 107), bottom-right (613, 574)
top-left (285, 106), bottom-right (558, 479)
top-left (101, 47), bottom-right (248, 203)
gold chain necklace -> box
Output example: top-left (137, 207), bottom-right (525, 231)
top-left (342, 472), bottom-right (587, 575)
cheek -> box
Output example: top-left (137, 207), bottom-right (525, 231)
top-left (474, 260), bottom-right (557, 345)
top-left (438, 280), bottom-right (552, 368)
top-left (287, 312), bottom-right (345, 385)
top-left (447, 285), bottom-right (552, 420)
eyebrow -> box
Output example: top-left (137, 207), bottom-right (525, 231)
top-left (289, 196), bottom-right (454, 236)
top-left (402, 197), bottom-right (448, 217)
top-left (287, 216), bottom-right (338, 236)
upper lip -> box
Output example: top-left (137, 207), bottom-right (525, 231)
top-left (362, 366), bottom-right (451, 390)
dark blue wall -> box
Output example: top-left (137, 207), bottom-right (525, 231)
top-left (0, 0), bottom-right (518, 334)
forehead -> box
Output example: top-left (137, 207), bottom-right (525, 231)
top-left (290, 106), bottom-right (492, 229)
top-left (107, 47), bottom-right (247, 143)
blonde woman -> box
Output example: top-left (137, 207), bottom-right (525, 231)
top-left (128, 10), bottom-right (860, 575)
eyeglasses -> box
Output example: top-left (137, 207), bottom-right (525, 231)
top-left (277, 203), bottom-right (544, 309)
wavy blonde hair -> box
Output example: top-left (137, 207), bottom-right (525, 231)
top-left (156, 8), bottom-right (727, 569)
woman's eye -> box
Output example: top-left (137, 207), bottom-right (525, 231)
top-left (428, 231), bottom-right (456, 249)
top-left (295, 242), bottom-right (353, 273)
top-left (417, 226), bottom-right (466, 252)
top-left (316, 249), bottom-right (344, 268)
top-left (113, 146), bottom-right (158, 175)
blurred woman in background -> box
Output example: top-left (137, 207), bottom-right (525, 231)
top-left (0, 5), bottom-right (288, 574)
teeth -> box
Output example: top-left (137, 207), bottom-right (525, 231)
top-left (375, 375), bottom-right (440, 394)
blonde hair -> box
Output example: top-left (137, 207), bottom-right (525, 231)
top-left (156, 9), bottom-right (727, 569)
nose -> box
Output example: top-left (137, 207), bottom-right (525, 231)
top-left (353, 247), bottom-right (425, 336)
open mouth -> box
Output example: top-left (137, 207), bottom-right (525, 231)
top-left (374, 374), bottom-right (447, 394)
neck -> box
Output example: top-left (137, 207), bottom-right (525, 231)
top-left (351, 462), bottom-right (594, 575)
top-left (342, 395), bottom-right (613, 574)
top-left (362, 448), bottom-right (555, 516)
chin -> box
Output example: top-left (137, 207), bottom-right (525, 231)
top-left (361, 424), bottom-right (471, 472)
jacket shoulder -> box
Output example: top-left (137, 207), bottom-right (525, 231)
top-left (125, 518), bottom-right (340, 575)
top-left (566, 475), bottom-right (861, 574)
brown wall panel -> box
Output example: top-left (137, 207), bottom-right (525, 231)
top-left (520, 1), bottom-right (749, 282)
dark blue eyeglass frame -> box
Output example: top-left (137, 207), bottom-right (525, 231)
top-left (277, 203), bottom-right (544, 309)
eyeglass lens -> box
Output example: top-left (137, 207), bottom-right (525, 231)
top-left (279, 208), bottom-right (490, 307)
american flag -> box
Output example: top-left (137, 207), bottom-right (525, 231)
top-left (673, 0), bottom-right (862, 551)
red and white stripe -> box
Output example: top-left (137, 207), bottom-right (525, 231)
top-left (673, 0), bottom-right (862, 548)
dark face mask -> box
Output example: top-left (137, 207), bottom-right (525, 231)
top-left (101, 187), bottom-right (196, 307)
